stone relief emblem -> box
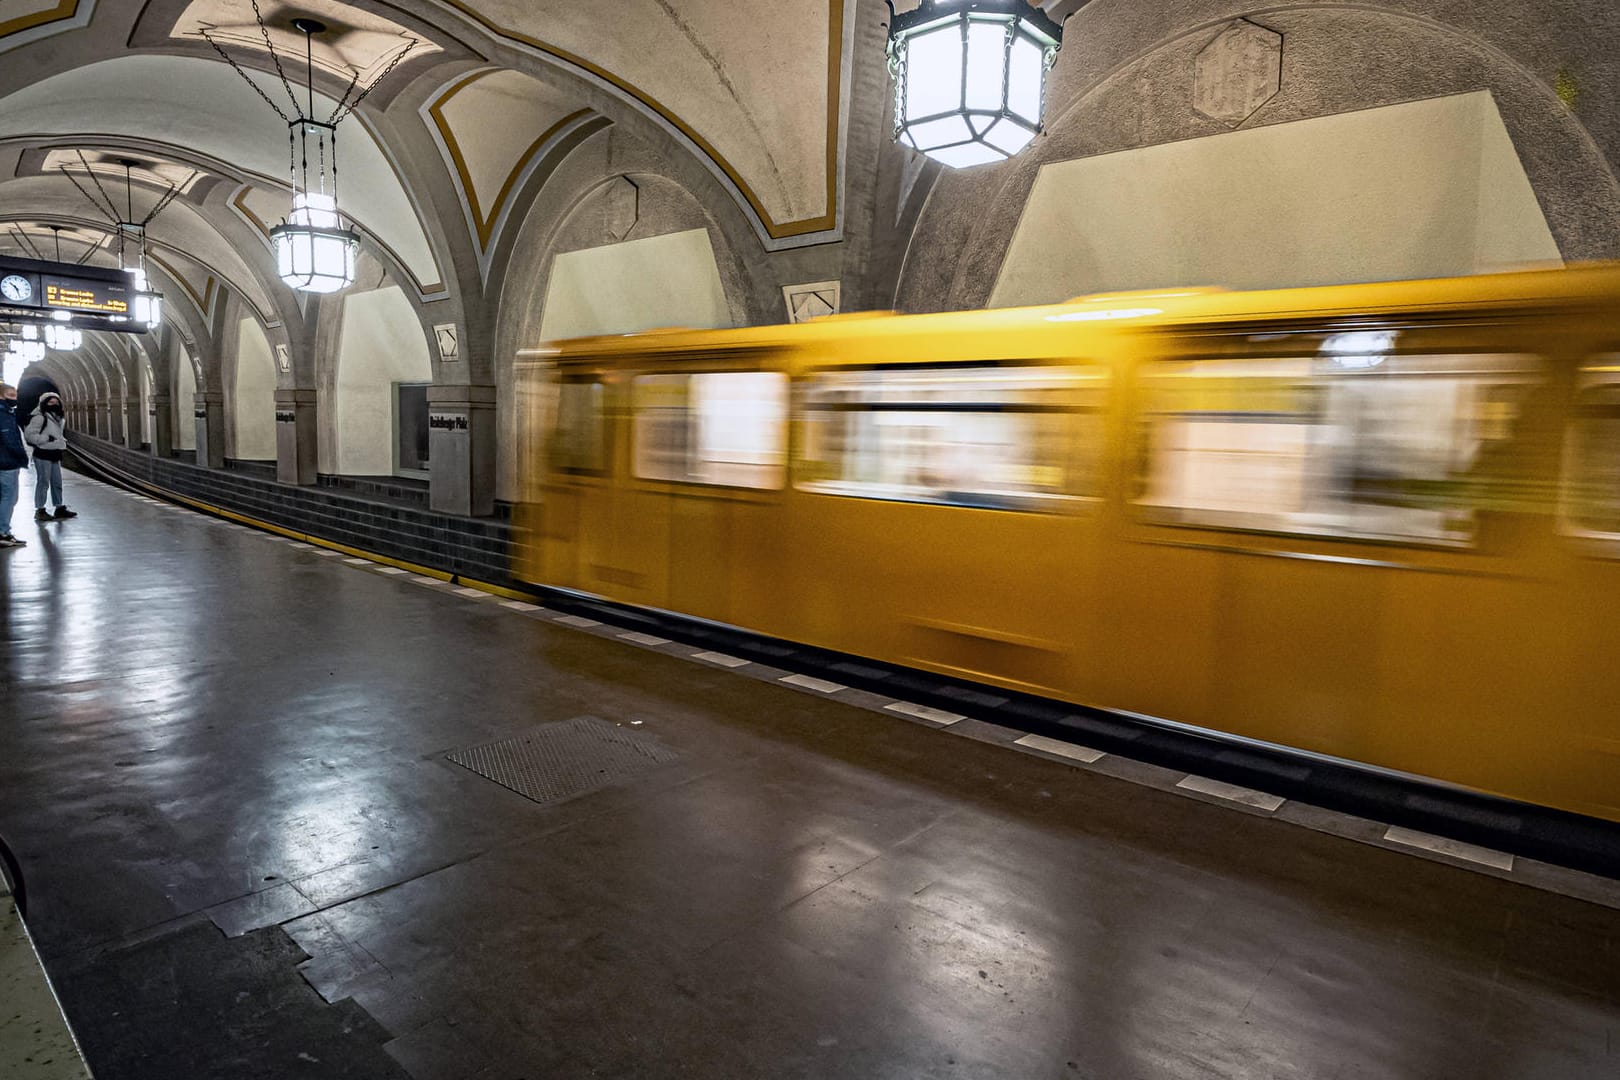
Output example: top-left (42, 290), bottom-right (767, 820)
top-left (782, 281), bottom-right (841, 323)
top-left (1193, 20), bottom-right (1283, 126)
top-left (604, 176), bottom-right (640, 242)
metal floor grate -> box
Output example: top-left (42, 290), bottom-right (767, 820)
top-left (446, 715), bottom-right (678, 806)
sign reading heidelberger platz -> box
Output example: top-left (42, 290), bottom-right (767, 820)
top-left (0, 253), bottom-right (148, 333)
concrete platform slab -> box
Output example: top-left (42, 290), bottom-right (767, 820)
top-left (3, 473), bottom-right (1620, 1078)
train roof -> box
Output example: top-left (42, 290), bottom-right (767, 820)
top-left (522, 263), bottom-right (1620, 362)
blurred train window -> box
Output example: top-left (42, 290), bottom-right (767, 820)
top-left (549, 379), bottom-right (607, 474)
top-left (1138, 347), bottom-right (1539, 544)
top-left (1564, 377), bottom-right (1620, 536)
top-left (796, 365), bottom-right (1102, 511)
top-left (632, 371), bottom-right (788, 489)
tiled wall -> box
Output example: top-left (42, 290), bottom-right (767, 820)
top-left (69, 435), bottom-right (516, 587)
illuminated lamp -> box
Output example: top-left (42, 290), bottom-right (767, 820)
top-left (886, 0), bottom-right (1064, 169)
top-left (43, 323), bottom-right (81, 351)
top-left (122, 268), bottom-right (162, 330)
top-left (264, 19), bottom-right (361, 293)
top-left (203, 12), bottom-right (416, 294)
top-left (272, 189), bottom-right (357, 294)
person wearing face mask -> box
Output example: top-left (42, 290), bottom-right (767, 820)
top-left (24, 391), bottom-right (75, 521)
top-left (0, 383), bottom-right (28, 548)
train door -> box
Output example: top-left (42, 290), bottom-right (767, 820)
top-left (518, 360), bottom-right (614, 592)
top-left (1120, 315), bottom-right (1559, 797)
top-left (626, 363), bottom-right (790, 622)
top-left (1551, 350), bottom-right (1620, 816)
top-left (784, 357), bottom-right (1110, 698)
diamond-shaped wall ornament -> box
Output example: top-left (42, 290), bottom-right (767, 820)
top-left (603, 176), bottom-right (639, 242)
top-left (783, 280), bottom-right (841, 323)
top-left (434, 323), bottom-right (459, 362)
top-left (1194, 20), bottom-right (1283, 126)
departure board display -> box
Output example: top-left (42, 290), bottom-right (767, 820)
top-left (43, 274), bottom-right (130, 315)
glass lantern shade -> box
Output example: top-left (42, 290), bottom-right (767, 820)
top-left (272, 193), bottom-right (358, 294)
top-left (888, 0), bottom-right (1062, 168)
top-left (134, 291), bottom-right (162, 330)
top-left (43, 324), bottom-right (81, 351)
top-left (6, 339), bottom-right (45, 365)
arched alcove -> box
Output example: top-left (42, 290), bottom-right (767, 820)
top-left (229, 318), bottom-right (277, 461)
top-left (174, 343), bottom-right (197, 452)
top-left (325, 285), bottom-right (435, 477)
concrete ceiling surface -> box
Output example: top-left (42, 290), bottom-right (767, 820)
top-left (0, 55), bottom-right (441, 290)
top-left (446, 0), bottom-right (843, 235)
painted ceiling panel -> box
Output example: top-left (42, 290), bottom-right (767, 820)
top-left (171, 0), bottom-right (440, 84)
top-left (456, 0), bottom-right (839, 234)
top-left (0, 55), bottom-right (441, 290)
top-left (429, 68), bottom-right (588, 248)
top-left (232, 185), bottom-right (290, 239)
top-left (0, 0), bottom-right (77, 40)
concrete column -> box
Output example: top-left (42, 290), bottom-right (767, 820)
top-left (427, 383), bottom-right (497, 517)
top-left (95, 398), bottom-right (111, 441)
top-left (275, 388), bottom-right (318, 485)
top-left (150, 393), bottom-right (173, 457)
top-left (124, 396), bottom-right (143, 449)
top-left (106, 395), bottom-right (125, 445)
top-left (194, 391), bottom-right (226, 468)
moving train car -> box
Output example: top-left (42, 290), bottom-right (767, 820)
top-left (512, 267), bottom-right (1620, 823)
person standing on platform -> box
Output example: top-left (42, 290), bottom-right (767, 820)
top-left (0, 383), bottom-right (28, 548)
top-left (25, 392), bottom-right (75, 521)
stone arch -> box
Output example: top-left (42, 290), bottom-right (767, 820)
top-left (490, 142), bottom-right (759, 501)
top-left (896, 3), bottom-right (1620, 311)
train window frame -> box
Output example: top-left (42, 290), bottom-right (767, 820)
top-left (545, 374), bottom-right (611, 478)
top-left (1131, 331), bottom-right (1545, 550)
top-left (1560, 358), bottom-right (1620, 546)
top-left (792, 359), bottom-right (1108, 513)
top-left (629, 368), bottom-right (790, 492)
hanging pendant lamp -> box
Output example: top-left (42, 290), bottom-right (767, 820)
top-left (886, 0), bottom-right (1064, 169)
top-left (269, 19), bottom-right (359, 294)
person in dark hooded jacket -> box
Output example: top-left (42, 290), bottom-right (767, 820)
top-left (24, 391), bottom-right (75, 521)
top-left (0, 382), bottom-right (28, 548)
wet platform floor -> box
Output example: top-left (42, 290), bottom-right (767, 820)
top-left (2, 472), bottom-right (1619, 1079)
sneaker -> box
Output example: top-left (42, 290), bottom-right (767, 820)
top-left (0, 534), bottom-right (24, 548)
top-left (34, 508), bottom-right (51, 521)
top-left (53, 506), bottom-right (77, 519)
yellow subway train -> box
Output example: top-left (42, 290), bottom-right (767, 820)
top-left (513, 266), bottom-right (1620, 823)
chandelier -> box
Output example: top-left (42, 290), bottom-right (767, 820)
top-left (886, 0), bottom-right (1064, 169)
top-left (202, 8), bottom-right (417, 293)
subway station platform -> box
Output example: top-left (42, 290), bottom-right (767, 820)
top-left (4, 469), bottom-right (1620, 1080)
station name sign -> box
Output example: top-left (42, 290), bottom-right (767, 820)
top-left (43, 274), bottom-right (130, 315)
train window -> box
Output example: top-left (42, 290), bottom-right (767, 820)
top-left (795, 365), bottom-right (1102, 511)
top-left (549, 379), bottom-right (607, 474)
top-left (1564, 377), bottom-right (1620, 536)
top-left (1138, 349), bottom-right (1539, 544)
top-left (632, 371), bottom-right (788, 489)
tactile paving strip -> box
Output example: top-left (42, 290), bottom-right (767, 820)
top-left (446, 715), bottom-right (678, 806)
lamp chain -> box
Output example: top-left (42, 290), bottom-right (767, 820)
top-left (251, 0), bottom-right (304, 117)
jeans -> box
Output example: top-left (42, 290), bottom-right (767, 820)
top-left (33, 458), bottom-right (63, 510)
top-left (0, 468), bottom-right (16, 535)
